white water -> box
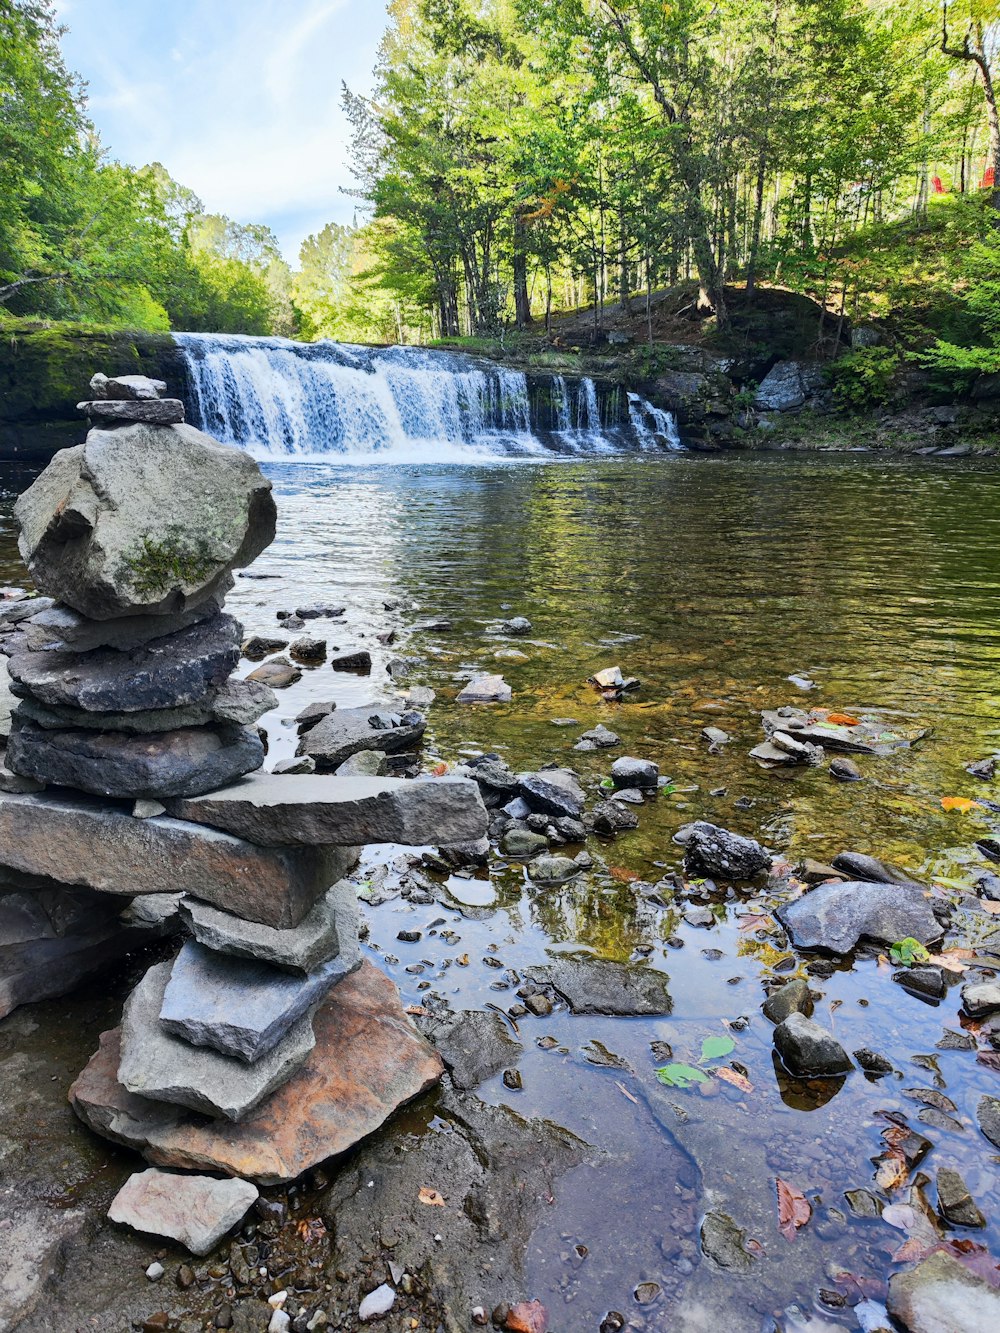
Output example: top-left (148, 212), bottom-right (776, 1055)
top-left (174, 332), bottom-right (681, 461)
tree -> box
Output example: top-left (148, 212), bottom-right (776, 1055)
top-left (940, 0), bottom-right (1000, 207)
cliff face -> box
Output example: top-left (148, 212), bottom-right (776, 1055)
top-left (0, 326), bottom-right (188, 462)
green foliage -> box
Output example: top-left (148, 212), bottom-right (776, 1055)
top-left (699, 1035), bottom-right (736, 1062)
top-left (655, 1063), bottom-right (709, 1088)
top-left (121, 531), bottom-right (217, 597)
top-left (888, 937), bottom-right (931, 967)
top-left (828, 347), bottom-right (900, 410)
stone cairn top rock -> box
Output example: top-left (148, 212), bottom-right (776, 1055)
top-left (1, 372), bottom-right (487, 1249)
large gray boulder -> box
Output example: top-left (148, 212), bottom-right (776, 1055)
top-left (297, 707), bottom-right (425, 769)
top-left (168, 772), bottom-right (487, 847)
top-left (15, 424), bottom-right (276, 619)
top-left (777, 880), bottom-right (944, 954)
top-left (5, 718), bottom-right (264, 800)
top-left (753, 361), bottom-right (827, 412)
top-left (7, 613), bottom-right (242, 713)
top-left (118, 961), bottom-right (315, 1121)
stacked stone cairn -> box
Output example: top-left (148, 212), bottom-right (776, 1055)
top-left (0, 375), bottom-right (487, 1247)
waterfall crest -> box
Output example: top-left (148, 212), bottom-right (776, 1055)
top-left (174, 333), bottom-right (681, 460)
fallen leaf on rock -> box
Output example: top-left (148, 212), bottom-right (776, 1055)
top-left (418, 1187), bottom-right (445, 1207)
top-left (715, 1067), bottom-right (754, 1093)
top-left (431, 762), bottom-right (449, 776)
top-left (826, 713), bottom-right (860, 726)
top-left (405, 1004), bottom-right (428, 1017)
top-left (874, 1153), bottom-right (908, 1193)
top-left (941, 796), bottom-right (981, 813)
top-left (776, 1178), bottom-right (811, 1241)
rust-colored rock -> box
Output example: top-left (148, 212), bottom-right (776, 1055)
top-left (505, 1301), bottom-right (548, 1333)
top-left (70, 961), bottom-right (443, 1185)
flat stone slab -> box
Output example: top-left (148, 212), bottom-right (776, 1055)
top-left (7, 613), bottom-right (242, 713)
top-left (119, 960), bottom-right (316, 1120)
top-left (159, 938), bottom-right (361, 1063)
top-left (0, 793), bottom-right (357, 928)
top-left (6, 719), bottom-right (265, 800)
top-left (15, 422), bottom-right (275, 619)
top-left (168, 772), bottom-right (487, 847)
top-left (179, 880), bottom-right (358, 974)
top-left (79, 398), bottom-right (185, 424)
top-left (777, 880), bottom-right (944, 954)
top-left (108, 1169), bottom-right (258, 1256)
top-left (519, 769), bottom-right (585, 819)
top-left (298, 707), bottom-right (425, 769)
top-left (420, 1010), bottom-right (522, 1090)
top-left (71, 961), bottom-right (444, 1184)
top-left (887, 1250), bottom-right (1000, 1333)
top-left (15, 676), bottom-right (275, 733)
top-left (525, 957), bottom-right (672, 1015)
top-left (20, 594), bottom-right (225, 654)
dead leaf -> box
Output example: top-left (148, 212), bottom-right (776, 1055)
top-left (927, 948), bottom-right (976, 973)
top-left (826, 713), bottom-right (860, 726)
top-left (418, 1187), bottom-right (446, 1207)
top-left (405, 1004), bottom-right (428, 1017)
top-left (776, 1178), bottom-right (811, 1241)
top-left (941, 796), bottom-right (981, 813)
top-left (874, 1153), bottom-right (909, 1193)
top-left (715, 1067), bottom-right (754, 1093)
top-left (430, 761), bottom-right (448, 777)
top-left (614, 1080), bottom-right (639, 1105)
top-left (609, 866), bottom-right (639, 883)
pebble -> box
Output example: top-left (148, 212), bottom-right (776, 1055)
top-left (145, 1262), bottom-right (164, 1281)
top-left (358, 1284), bottom-right (395, 1321)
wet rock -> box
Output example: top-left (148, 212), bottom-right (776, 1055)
top-left (457, 674), bottom-right (511, 703)
top-left (335, 750), bottom-right (387, 777)
top-left (108, 1169), bottom-right (258, 1256)
top-left (675, 821), bottom-right (770, 880)
top-left (329, 648), bottom-right (372, 673)
top-left (519, 769), bottom-right (585, 819)
top-left (71, 962), bottom-right (444, 1184)
top-left (523, 993), bottom-right (553, 1016)
top-left (936, 1167), bottom-right (986, 1228)
top-left (683, 906), bottom-right (714, 927)
top-left (247, 658), bottom-right (302, 689)
top-left (830, 851), bottom-right (910, 884)
top-left (610, 756), bottom-right (659, 789)
top-left (0, 792), bottom-right (356, 928)
top-left (79, 398), bottom-right (185, 425)
top-left (894, 966), bottom-right (946, 1001)
top-left (421, 1010), bottom-right (522, 1090)
top-left (273, 756), bottom-right (316, 775)
top-left (6, 718), bottom-right (265, 800)
top-left (242, 634), bottom-right (288, 660)
top-left (887, 1250), bottom-right (1000, 1332)
top-left (15, 423), bottom-right (275, 619)
top-left (761, 708), bottom-right (879, 754)
top-left (505, 1301), bottom-right (547, 1333)
top-left (702, 726), bottom-right (731, 748)
top-left (962, 980), bottom-right (1000, 1016)
top-left (297, 707), bottom-right (425, 769)
top-left (119, 960), bottom-right (316, 1120)
top-left (589, 800), bottom-right (640, 836)
top-left (527, 855), bottom-right (580, 884)
top-left (169, 772), bottom-right (486, 847)
top-left (502, 828), bottom-right (549, 858)
top-left (966, 757), bottom-right (998, 781)
top-left (762, 978), bottom-right (812, 1024)
top-left (773, 1012), bottom-right (852, 1077)
top-left (700, 1211), bottom-right (755, 1272)
top-left (296, 604), bottom-right (345, 620)
top-left (937, 1028), bottom-right (976, 1051)
top-left (800, 857), bottom-right (845, 884)
top-left (289, 637), bottom-right (326, 665)
top-left (464, 755), bottom-right (520, 806)
top-left (295, 700), bottom-right (336, 730)
top-left (977, 1095), bottom-right (1000, 1150)
top-left (854, 1048), bottom-right (893, 1074)
top-left (976, 837), bottom-right (1000, 863)
top-left (830, 757), bottom-right (862, 782)
top-left (401, 684), bottom-right (435, 708)
top-left (499, 617), bottom-right (532, 636)
top-left (525, 957), bottom-right (670, 1016)
top-left (160, 939), bottom-right (360, 1064)
top-left (777, 880), bottom-right (943, 954)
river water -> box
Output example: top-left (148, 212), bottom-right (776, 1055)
top-left (2, 452), bottom-right (1000, 1330)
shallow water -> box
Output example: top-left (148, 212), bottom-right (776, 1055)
top-left (3, 452), bottom-right (1000, 1330)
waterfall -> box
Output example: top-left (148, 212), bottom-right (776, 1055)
top-left (174, 332), bottom-right (682, 460)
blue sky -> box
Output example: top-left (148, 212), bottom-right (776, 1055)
top-left (54, 0), bottom-right (388, 263)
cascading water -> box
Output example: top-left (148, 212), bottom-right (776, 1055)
top-left (174, 332), bottom-right (682, 460)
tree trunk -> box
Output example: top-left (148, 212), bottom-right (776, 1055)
top-left (513, 210), bottom-right (531, 327)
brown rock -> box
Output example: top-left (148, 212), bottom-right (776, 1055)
top-left (246, 657), bottom-right (301, 689)
top-left (70, 961), bottom-right (444, 1184)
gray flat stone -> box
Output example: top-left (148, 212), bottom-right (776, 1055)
top-left (108, 1169), bottom-right (258, 1256)
top-left (159, 938), bottom-right (361, 1063)
top-left (887, 1250), bottom-right (1000, 1332)
top-left (6, 718), bottom-right (264, 799)
top-left (180, 880), bottom-right (358, 975)
top-left (14, 675), bottom-right (275, 733)
top-left (420, 1010), bottom-right (523, 1090)
top-left (777, 880), bottom-right (944, 954)
top-left (336, 750), bottom-right (388, 777)
top-left (0, 792), bottom-right (357, 928)
top-left (773, 1012), bottom-right (852, 1077)
top-left (298, 706), bottom-right (425, 769)
top-left (15, 422), bottom-right (275, 619)
top-left (519, 769), bottom-right (585, 818)
top-left (7, 613), bottom-right (242, 713)
top-left (525, 957), bottom-right (671, 1016)
top-left (79, 398), bottom-right (185, 424)
top-left (119, 960), bottom-right (315, 1120)
top-left (457, 675), bottom-right (511, 703)
top-left (978, 1095), bottom-right (1000, 1149)
top-left (90, 372), bottom-right (166, 401)
top-left (167, 772), bottom-right (487, 847)
top-left (961, 981), bottom-right (1000, 1017)
top-left (21, 595), bottom-right (225, 654)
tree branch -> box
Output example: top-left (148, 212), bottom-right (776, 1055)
top-left (0, 273), bottom-right (71, 306)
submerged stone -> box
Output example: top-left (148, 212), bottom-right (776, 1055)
top-left (70, 961), bottom-right (444, 1184)
top-left (119, 960), bottom-right (316, 1121)
top-left (762, 978), bottom-right (812, 1024)
top-left (525, 957), bottom-right (671, 1016)
top-left (675, 821), bottom-right (770, 880)
top-left (887, 1250), bottom-right (1000, 1332)
top-left (421, 1010), bottom-right (523, 1090)
top-left (456, 675), bottom-right (511, 703)
top-left (108, 1169), bottom-right (258, 1256)
top-left (15, 423), bottom-right (276, 619)
top-left (777, 880), bottom-right (944, 954)
top-left (519, 769), bottom-right (585, 819)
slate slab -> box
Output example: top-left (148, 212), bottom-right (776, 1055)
top-left (159, 938), bottom-right (361, 1063)
top-left (519, 769), bottom-right (585, 818)
top-left (777, 880), bottom-right (944, 954)
top-left (297, 706), bottom-right (425, 769)
top-left (119, 961), bottom-right (316, 1120)
top-left (71, 961), bottom-right (444, 1184)
top-left (167, 772), bottom-right (487, 847)
top-left (108, 1169), bottom-right (258, 1256)
top-left (22, 595), bottom-right (224, 654)
top-left (15, 676), bottom-right (276, 733)
top-left (78, 398), bottom-right (185, 425)
top-left (0, 792), bottom-right (358, 928)
top-left (420, 1010), bottom-right (523, 1090)
top-left (525, 957), bottom-right (671, 1015)
top-left (180, 880), bottom-right (358, 975)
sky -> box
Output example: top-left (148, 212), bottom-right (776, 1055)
top-left (53, 0), bottom-right (388, 264)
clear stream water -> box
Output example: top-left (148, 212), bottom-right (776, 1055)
top-left (2, 441), bottom-right (1000, 1327)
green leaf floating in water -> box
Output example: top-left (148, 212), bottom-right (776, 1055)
top-left (655, 1063), bottom-right (709, 1088)
top-left (700, 1035), bottom-right (737, 1063)
top-left (889, 937), bottom-right (931, 967)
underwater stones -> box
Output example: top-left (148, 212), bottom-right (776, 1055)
top-left (519, 769), bottom-right (585, 819)
top-left (936, 1167), bottom-right (986, 1228)
top-left (15, 423), bottom-right (276, 619)
top-left (887, 1250), bottom-right (1000, 1333)
top-left (674, 821), bottom-right (770, 880)
top-left (499, 616), bottom-right (532, 636)
top-left (773, 1012), bottom-right (852, 1078)
top-left (179, 881), bottom-right (358, 975)
top-left (79, 398), bottom-right (186, 425)
top-left (108, 1169), bottom-right (258, 1256)
top-left (502, 828), bottom-right (550, 858)
top-left (525, 957), bottom-right (671, 1016)
top-left (119, 961), bottom-right (316, 1121)
top-left (457, 675), bottom-right (511, 703)
top-left (159, 939), bottom-right (361, 1063)
top-left (777, 880), bottom-right (943, 955)
top-left (977, 1096), bottom-right (1000, 1150)
top-left (296, 706), bottom-right (426, 769)
top-left (830, 850), bottom-right (910, 884)
top-left (6, 718), bottom-right (265, 799)
top-left (168, 772), bottom-right (487, 847)
top-left (527, 855), bottom-right (581, 884)
top-left (8, 612), bottom-right (243, 717)
top-left (0, 793), bottom-right (357, 928)
top-left (71, 962), bottom-right (445, 1184)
